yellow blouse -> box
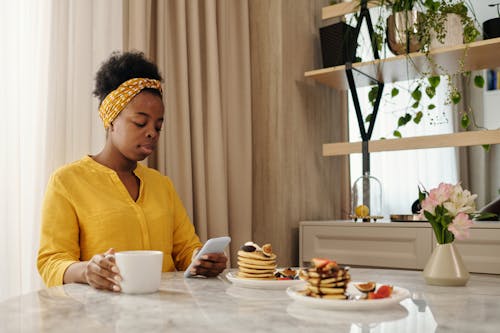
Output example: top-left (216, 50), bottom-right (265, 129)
top-left (37, 156), bottom-right (202, 287)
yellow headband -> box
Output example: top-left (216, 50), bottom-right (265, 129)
top-left (98, 78), bottom-right (163, 129)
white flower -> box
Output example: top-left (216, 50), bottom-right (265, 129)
top-left (445, 184), bottom-right (477, 216)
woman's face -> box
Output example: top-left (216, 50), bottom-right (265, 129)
top-left (109, 90), bottom-right (164, 162)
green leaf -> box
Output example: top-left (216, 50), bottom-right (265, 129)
top-left (418, 188), bottom-right (427, 202)
top-left (397, 113), bottom-right (412, 127)
top-left (482, 144), bottom-right (491, 152)
top-left (414, 111), bottom-right (423, 124)
top-left (474, 75), bottom-right (485, 88)
top-left (411, 87), bottom-right (422, 101)
top-left (451, 91), bottom-right (461, 104)
top-left (393, 130), bottom-right (402, 138)
top-left (365, 113), bottom-right (373, 123)
top-left (368, 86), bottom-right (379, 105)
top-left (428, 76), bottom-right (441, 88)
top-left (428, 104), bottom-right (436, 110)
top-left (391, 88), bottom-right (399, 97)
top-left (412, 101), bottom-right (420, 109)
top-left (373, 32), bottom-right (383, 52)
top-left (423, 211), bottom-right (434, 221)
top-left (398, 116), bottom-right (405, 127)
top-left (425, 86), bottom-right (436, 99)
top-left (461, 113), bottom-right (470, 129)
top-left (444, 230), bottom-right (455, 244)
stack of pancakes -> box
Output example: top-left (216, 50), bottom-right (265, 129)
top-left (237, 242), bottom-right (277, 279)
top-left (299, 258), bottom-right (350, 299)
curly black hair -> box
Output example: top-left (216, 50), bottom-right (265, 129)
top-left (93, 51), bottom-right (163, 104)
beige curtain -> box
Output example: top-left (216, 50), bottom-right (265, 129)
top-left (123, 0), bottom-right (253, 263)
top-left (123, 0), bottom-right (349, 267)
top-left (45, 0), bottom-right (123, 170)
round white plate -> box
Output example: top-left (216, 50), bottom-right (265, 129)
top-left (286, 282), bottom-right (410, 310)
top-left (226, 272), bottom-right (306, 290)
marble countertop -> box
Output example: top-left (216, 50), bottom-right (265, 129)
top-left (1, 268), bottom-right (499, 333)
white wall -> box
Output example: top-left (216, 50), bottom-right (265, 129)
top-left (469, 2), bottom-right (500, 206)
top-left (473, 2), bottom-right (499, 27)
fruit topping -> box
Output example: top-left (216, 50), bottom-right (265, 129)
top-left (354, 281), bottom-right (376, 293)
top-left (367, 285), bottom-right (393, 299)
top-left (244, 241), bottom-right (262, 251)
top-left (274, 267), bottom-right (299, 280)
top-left (311, 258), bottom-right (337, 269)
top-left (262, 243), bottom-right (273, 257)
top-left (240, 245), bottom-right (256, 252)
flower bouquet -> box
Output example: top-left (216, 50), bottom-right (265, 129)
top-left (419, 182), bottom-right (479, 244)
top-left (419, 182), bottom-right (496, 286)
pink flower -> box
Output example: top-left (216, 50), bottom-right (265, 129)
top-left (428, 182), bottom-right (453, 205)
top-left (421, 196), bottom-right (439, 215)
top-left (448, 212), bottom-right (474, 240)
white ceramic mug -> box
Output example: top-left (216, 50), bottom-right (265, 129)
top-left (115, 250), bottom-right (163, 294)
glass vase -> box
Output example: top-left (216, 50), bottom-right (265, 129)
top-left (351, 172), bottom-right (382, 221)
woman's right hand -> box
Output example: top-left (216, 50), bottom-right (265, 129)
top-left (84, 248), bottom-right (122, 292)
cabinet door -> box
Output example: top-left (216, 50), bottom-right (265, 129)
top-left (444, 228), bottom-right (500, 274)
top-left (301, 225), bottom-right (432, 269)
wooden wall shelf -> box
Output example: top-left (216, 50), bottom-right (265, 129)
top-left (323, 129), bottom-right (500, 156)
top-left (305, 37), bottom-right (500, 90)
top-left (322, 1), bottom-right (379, 20)
top-left (311, 5), bottom-right (500, 156)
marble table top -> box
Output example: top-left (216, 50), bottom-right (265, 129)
top-left (1, 268), bottom-right (499, 333)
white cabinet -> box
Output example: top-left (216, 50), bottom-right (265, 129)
top-left (300, 221), bottom-right (500, 274)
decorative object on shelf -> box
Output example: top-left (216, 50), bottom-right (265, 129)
top-left (387, 9), bottom-right (422, 54)
top-left (319, 21), bottom-right (356, 68)
top-left (483, 2), bottom-right (500, 39)
top-left (429, 13), bottom-right (463, 49)
top-left (419, 182), bottom-right (495, 285)
top-left (417, 0), bottom-right (479, 51)
top-left (350, 172), bottom-right (383, 222)
top-left (486, 69), bottom-right (498, 91)
top-left (374, 0), bottom-right (423, 55)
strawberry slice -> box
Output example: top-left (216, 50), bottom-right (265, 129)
top-left (374, 285), bottom-right (393, 299)
top-left (311, 258), bottom-right (337, 269)
top-left (367, 285), bottom-right (393, 299)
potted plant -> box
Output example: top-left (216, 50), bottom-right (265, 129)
top-left (383, 0), bottom-right (424, 54)
top-left (417, 0), bottom-right (480, 51)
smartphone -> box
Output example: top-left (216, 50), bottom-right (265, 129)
top-left (184, 236), bottom-right (231, 278)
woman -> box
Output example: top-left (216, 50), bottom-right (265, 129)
top-left (37, 51), bottom-right (227, 291)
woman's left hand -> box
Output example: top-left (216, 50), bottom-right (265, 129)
top-left (189, 253), bottom-right (228, 277)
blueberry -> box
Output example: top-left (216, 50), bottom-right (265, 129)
top-left (241, 245), bottom-right (256, 252)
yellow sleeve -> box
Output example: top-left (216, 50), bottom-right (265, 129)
top-left (37, 174), bottom-right (80, 287)
top-left (167, 178), bottom-right (202, 271)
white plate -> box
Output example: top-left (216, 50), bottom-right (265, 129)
top-left (287, 282), bottom-right (410, 310)
top-left (226, 272), bottom-right (306, 290)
